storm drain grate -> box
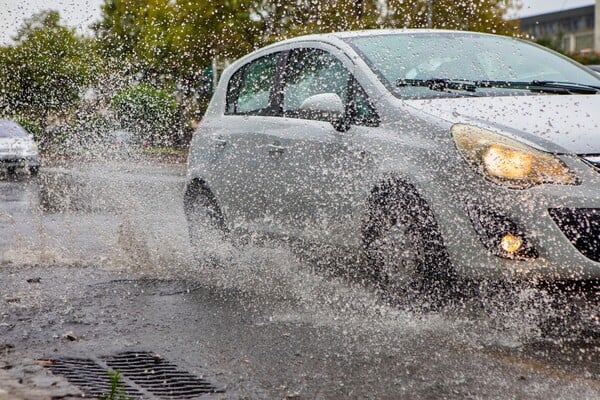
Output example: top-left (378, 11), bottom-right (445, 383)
top-left (42, 357), bottom-right (145, 398)
top-left (104, 351), bottom-right (224, 399)
top-left (41, 351), bottom-right (224, 399)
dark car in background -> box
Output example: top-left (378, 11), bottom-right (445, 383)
top-left (0, 120), bottom-right (39, 175)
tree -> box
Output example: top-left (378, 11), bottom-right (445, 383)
top-left (93, 0), bottom-right (263, 86)
top-left (94, 0), bottom-right (178, 77)
top-left (253, 0), bottom-right (381, 42)
top-left (111, 84), bottom-right (178, 146)
top-left (93, 0), bottom-right (265, 137)
top-left (0, 11), bottom-right (95, 130)
top-left (384, 0), bottom-right (519, 35)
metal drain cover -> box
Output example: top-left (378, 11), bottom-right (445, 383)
top-left (41, 351), bottom-right (225, 399)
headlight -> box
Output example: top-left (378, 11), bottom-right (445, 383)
top-left (452, 124), bottom-right (578, 189)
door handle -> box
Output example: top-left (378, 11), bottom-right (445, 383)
top-left (267, 143), bottom-right (286, 155)
top-left (213, 138), bottom-right (227, 148)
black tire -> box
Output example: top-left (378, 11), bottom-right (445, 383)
top-left (362, 180), bottom-right (455, 307)
top-left (183, 180), bottom-right (228, 249)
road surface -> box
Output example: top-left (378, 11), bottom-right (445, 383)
top-left (0, 160), bottom-right (598, 399)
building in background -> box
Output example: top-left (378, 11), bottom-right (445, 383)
top-left (519, 1), bottom-right (599, 54)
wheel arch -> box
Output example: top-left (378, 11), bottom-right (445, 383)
top-left (184, 177), bottom-right (210, 205)
top-left (183, 177), bottom-right (229, 234)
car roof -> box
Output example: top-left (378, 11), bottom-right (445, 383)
top-left (266, 29), bottom-right (493, 45)
top-left (249, 29), bottom-right (505, 59)
top-left (222, 29), bottom-right (505, 89)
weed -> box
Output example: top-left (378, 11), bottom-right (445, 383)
top-left (99, 369), bottom-right (134, 400)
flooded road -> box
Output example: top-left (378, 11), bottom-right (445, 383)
top-left (0, 160), bottom-right (599, 399)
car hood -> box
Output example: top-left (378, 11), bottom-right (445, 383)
top-left (406, 94), bottom-right (600, 154)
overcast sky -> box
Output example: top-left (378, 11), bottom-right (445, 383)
top-left (0, 0), bottom-right (596, 45)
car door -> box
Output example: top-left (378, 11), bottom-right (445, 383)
top-left (257, 46), bottom-right (380, 246)
top-left (202, 51), bottom-right (283, 228)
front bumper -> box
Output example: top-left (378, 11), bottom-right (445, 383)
top-left (548, 208), bottom-right (600, 264)
top-left (0, 154), bottom-right (39, 168)
top-left (431, 155), bottom-right (600, 281)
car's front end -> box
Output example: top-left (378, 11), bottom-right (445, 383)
top-left (396, 95), bottom-right (600, 282)
top-left (0, 120), bottom-right (40, 173)
top-left (0, 139), bottom-right (39, 169)
top-left (340, 30), bottom-right (600, 282)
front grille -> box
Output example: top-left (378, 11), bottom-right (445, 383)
top-left (549, 208), bottom-right (600, 262)
top-left (582, 155), bottom-right (600, 172)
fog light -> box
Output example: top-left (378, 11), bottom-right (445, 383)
top-left (500, 234), bottom-right (523, 253)
top-left (466, 201), bottom-right (538, 260)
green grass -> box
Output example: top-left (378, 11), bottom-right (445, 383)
top-left (99, 370), bottom-right (133, 400)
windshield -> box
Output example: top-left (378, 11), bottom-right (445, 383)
top-left (345, 32), bottom-right (600, 99)
top-left (0, 120), bottom-right (28, 138)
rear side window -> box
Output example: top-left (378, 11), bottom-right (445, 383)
top-left (226, 53), bottom-right (280, 115)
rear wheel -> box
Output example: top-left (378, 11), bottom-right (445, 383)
top-left (183, 181), bottom-right (231, 270)
top-left (363, 182), bottom-right (455, 308)
top-left (183, 180), bottom-right (228, 249)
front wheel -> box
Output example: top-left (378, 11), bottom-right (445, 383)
top-left (363, 183), bottom-right (455, 308)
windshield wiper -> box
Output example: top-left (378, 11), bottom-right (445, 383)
top-left (478, 80), bottom-right (600, 94)
top-left (396, 78), bottom-right (477, 92)
top-left (396, 78), bottom-right (600, 94)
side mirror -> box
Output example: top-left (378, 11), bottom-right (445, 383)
top-left (299, 93), bottom-right (344, 114)
top-left (298, 93), bottom-right (350, 133)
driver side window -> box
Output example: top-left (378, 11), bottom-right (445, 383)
top-left (282, 48), bottom-right (350, 120)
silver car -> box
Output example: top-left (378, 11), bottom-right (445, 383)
top-left (0, 120), bottom-right (40, 175)
top-left (185, 30), bottom-right (600, 297)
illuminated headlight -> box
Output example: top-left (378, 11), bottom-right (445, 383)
top-left (452, 124), bottom-right (577, 189)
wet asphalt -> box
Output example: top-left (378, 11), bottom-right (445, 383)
top-left (0, 160), bottom-right (599, 399)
